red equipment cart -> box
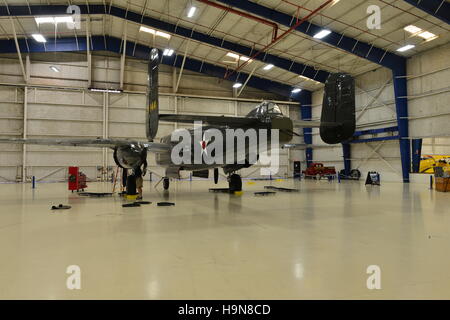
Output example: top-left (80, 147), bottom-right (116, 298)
top-left (68, 166), bottom-right (87, 192)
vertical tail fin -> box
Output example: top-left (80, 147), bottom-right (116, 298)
top-left (320, 73), bottom-right (355, 144)
top-left (146, 48), bottom-right (159, 141)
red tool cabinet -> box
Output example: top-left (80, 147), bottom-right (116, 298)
top-left (68, 166), bottom-right (87, 192)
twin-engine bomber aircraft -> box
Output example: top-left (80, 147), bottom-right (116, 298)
top-left (0, 49), bottom-right (355, 192)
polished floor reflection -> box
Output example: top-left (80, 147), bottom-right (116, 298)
top-left (0, 178), bottom-right (449, 299)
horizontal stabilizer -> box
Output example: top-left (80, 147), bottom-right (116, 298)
top-left (293, 120), bottom-right (336, 128)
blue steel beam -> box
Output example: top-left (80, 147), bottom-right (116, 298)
top-left (215, 0), bottom-right (405, 70)
top-left (402, 0), bottom-right (450, 25)
top-left (299, 91), bottom-right (313, 166)
top-left (0, 35), bottom-right (309, 100)
top-left (392, 63), bottom-right (411, 182)
top-left (342, 143), bottom-right (351, 175)
top-left (0, 4), bottom-right (331, 83)
top-left (411, 139), bottom-right (423, 173)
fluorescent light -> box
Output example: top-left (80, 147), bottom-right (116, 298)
top-left (163, 48), bottom-right (174, 56)
top-left (313, 29), bottom-right (331, 39)
top-left (226, 52), bottom-right (252, 62)
top-left (54, 16), bottom-right (74, 24)
top-left (397, 44), bottom-right (415, 52)
top-left (292, 88), bottom-right (302, 93)
top-left (49, 66), bottom-right (60, 73)
top-left (263, 64), bottom-right (274, 71)
top-left (187, 6), bottom-right (197, 18)
top-left (299, 75), bottom-right (321, 84)
top-left (226, 52), bottom-right (240, 59)
top-left (139, 27), bottom-right (171, 39)
top-left (418, 31), bottom-right (438, 41)
top-left (140, 26), bottom-right (155, 34)
top-left (89, 88), bottom-right (122, 93)
top-left (233, 83), bottom-right (243, 89)
top-left (32, 34), bottom-right (46, 43)
top-left (404, 25), bottom-right (422, 34)
top-left (156, 31), bottom-right (171, 39)
top-left (35, 16), bottom-right (73, 25)
top-left (35, 17), bottom-right (56, 24)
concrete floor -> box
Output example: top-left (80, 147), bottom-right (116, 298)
top-left (0, 178), bottom-right (449, 299)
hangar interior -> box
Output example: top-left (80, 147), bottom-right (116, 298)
top-left (0, 0), bottom-right (449, 299)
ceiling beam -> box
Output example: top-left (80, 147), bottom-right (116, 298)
top-left (214, 0), bottom-right (406, 71)
top-left (402, 0), bottom-right (450, 25)
top-left (0, 35), bottom-right (309, 101)
top-left (0, 4), bottom-right (331, 83)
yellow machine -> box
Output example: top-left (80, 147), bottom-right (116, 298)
top-left (419, 155), bottom-right (450, 174)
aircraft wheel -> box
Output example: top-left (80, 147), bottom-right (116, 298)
top-left (350, 169), bottom-right (361, 180)
top-left (163, 178), bottom-right (170, 190)
top-left (228, 174), bottom-right (242, 192)
top-left (214, 168), bottom-right (219, 184)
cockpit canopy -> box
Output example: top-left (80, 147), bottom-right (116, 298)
top-left (247, 101), bottom-right (283, 119)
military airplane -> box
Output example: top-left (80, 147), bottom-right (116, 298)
top-left (0, 48), bottom-right (355, 192)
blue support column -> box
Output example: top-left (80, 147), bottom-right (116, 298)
top-left (392, 62), bottom-right (411, 183)
top-left (342, 143), bottom-right (351, 176)
top-left (412, 139), bottom-right (423, 173)
top-left (299, 91), bottom-right (313, 166)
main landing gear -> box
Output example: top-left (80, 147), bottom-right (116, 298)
top-left (163, 177), bottom-right (170, 190)
top-left (228, 174), bottom-right (242, 192)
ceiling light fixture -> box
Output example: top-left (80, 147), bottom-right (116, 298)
top-left (226, 52), bottom-right (252, 63)
top-left (35, 16), bottom-right (73, 25)
top-left (292, 88), bottom-right (302, 93)
top-left (89, 88), bottom-right (123, 93)
top-left (140, 26), bottom-right (155, 34)
top-left (313, 29), bottom-right (331, 39)
top-left (233, 83), bottom-right (243, 89)
top-left (31, 34), bottom-right (47, 43)
top-left (49, 66), bottom-right (60, 73)
top-left (404, 25), bottom-right (422, 34)
top-left (263, 64), bottom-right (274, 71)
top-left (397, 44), bottom-right (415, 52)
top-left (139, 27), bottom-right (171, 39)
top-left (156, 31), bottom-right (171, 39)
top-left (163, 49), bottom-right (174, 56)
top-left (187, 6), bottom-right (197, 18)
top-left (417, 31), bottom-right (438, 41)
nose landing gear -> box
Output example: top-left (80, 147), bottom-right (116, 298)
top-left (228, 174), bottom-right (242, 192)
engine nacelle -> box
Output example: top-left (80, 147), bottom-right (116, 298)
top-left (113, 145), bottom-right (147, 169)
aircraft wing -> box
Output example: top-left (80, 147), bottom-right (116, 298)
top-left (160, 114), bottom-right (258, 127)
top-left (0, 138), bottom-right (170, 153)
top-left (293, 120), bottom-right (329, 128)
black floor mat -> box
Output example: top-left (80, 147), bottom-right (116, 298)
top-left (209, 188), bottom-right (230, 193)
top-left (122, 203), bottom-right (141, 207)
top-left (254, 191), bottom-right (277, 196)
top-left (157, 202), bottom-right (175, 206)
top-left (51, 204), bottom-right (71, 210)
top-left (78, 192), bottom-right (113, 197)
top-left (264, 186), bottom-right (299, 192)
top-left (135, 201), bottom-right (152, 205)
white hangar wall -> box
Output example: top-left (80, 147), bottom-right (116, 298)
top-left (0, 52), bottom-right (301, 183)
top-left (310, 43), bottom-right (449, 182)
